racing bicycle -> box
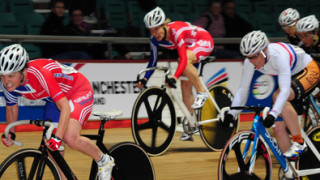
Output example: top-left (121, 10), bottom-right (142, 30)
top-left (218, 106), bottom-right (320, 180)
top-left (131, 57), bottom-right (239, 156)
top-left (0, 110), bottom-right (155, 180)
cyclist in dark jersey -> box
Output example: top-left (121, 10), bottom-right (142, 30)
top-left (278, 8), bottom-right (302, 46)
top-left (296, 15), bottom-right (320, 65)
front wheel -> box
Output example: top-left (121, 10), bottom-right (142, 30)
top-left (109, 142), bottom-right (155, 180)
top-left (198, 85), bottom-right (239, 151)
top-left (0, 148), bottom-right (61, 179)
top-left (218, 131), bottom-right (272, 180)
top-left (131, 87), bottom-right (176, 156)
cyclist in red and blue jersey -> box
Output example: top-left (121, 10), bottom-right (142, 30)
top-left (0, 44), bottom-right (113, 180)
top-left (136, 7), bottom-right (214, 141)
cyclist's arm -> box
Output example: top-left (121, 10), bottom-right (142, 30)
top-left (5, 104), bottom-right (19, 133)
top-left (54, 97), bottom-right (71, 139)
top-left (270, 59), bottom-right (291, 118)
top-left (229, 60), bottom-right (255, 116)
top-left (144, 37), bottom-right (159, 80)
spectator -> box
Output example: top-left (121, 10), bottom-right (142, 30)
top-left (193, 0), bottom-right (239, 58)
top-left (222, 0), bottom-right (253, 55)
top-left (40, 0), bottom-right (67, 58)
top-left (278, 8), bottom-right (302, 46)
top-left (61, 7), bottom-right (131, 59)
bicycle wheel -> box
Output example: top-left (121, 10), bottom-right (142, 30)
top-left (109, 142), bottom-right (155, 180)
top-left (302, 102), bottom-right (319, 132)
top-left (298, 126), bottom-right (320, 180)
top-left (0, 148), bottom-right (60, 180)
top-left (198, 85), bottom-right (239, 151)
top-left (218, 131), bottom-right (272, 180)
top-left (131, 86), bottom-right (176, 156)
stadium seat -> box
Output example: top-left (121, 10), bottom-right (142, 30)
top-left (0, 21), bottom-right (24, 34)
top-left (156, 0), bottom-right (171, 13)
top-left (235, 0), bottom-right (252, 14)
top-left (166, 12), bottom-right (185, 21)
top-left (257, 19), bottom-right (277, 37)
top-left (185, 13), bottom-right (201, 23)
top-left (0, 12), bottom-right (17, 22)
top-left (127, 1), bottom-right (146, 27)
top-left (14, 12), bottom-right (45, 35)
top-left (15, 12), bottom-right (45, 24)
top-left (103, 0), bottom-right (128, 29)
top-left (23, 43), bottom-right (42, 59)
top-left (8, 0), bottom-right (34, 13)
top-left (193, 0), bottom-right (208, 14)
top-left (292, 1), bottom-right (309, 16)
top-left (273, 1), bottom-right (290, 14)
top-left (172, 0), bottom-right (193, 14)
top-left (310, 1), bottom-right (320, 14)
top-left (0, 0), bottom-right (7, 13)
top-left (253, 1), bottom-right (272, 13)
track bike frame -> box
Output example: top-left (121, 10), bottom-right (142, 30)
top-left (236, 106), bottom-right (320, 178)
top-left (2, 111), bottom-right (122, 180)
top-left (137, 60), bottom-right (224, 131)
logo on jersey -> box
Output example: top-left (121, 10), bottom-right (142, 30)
top-left (197, 40), bottom-right (211, 48)
top-left (253, 75), bottom-right (275, 100)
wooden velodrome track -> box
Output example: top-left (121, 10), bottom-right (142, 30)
top-left (0, 121), bottom-right (281, 180)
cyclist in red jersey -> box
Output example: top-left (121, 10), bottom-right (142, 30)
top-left (0, 44), bottom-right (113, 180)
top-left (136, 7), bottom-right (214, 141)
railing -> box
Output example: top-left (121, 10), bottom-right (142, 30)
top-left (0, 35), bottom-right (288, 59)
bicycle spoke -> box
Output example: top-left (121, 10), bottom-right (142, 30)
top-left (151, 125), bottom-right (158, 148)
top-left (142, 98), bottom-right (154, 119)
top-left (16, 156), bottom-right (27, 179)
top-left (136, 121), bottom-right (152, 130)
top-left (233, 143), bottom-right (247, 173)
top-left (158, 121), bottom-right (171, 132)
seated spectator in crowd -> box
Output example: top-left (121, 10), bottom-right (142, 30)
top-left (278, 8), bottom-right (302, 46)
top-left (193, 0), bottom-right (239, 58)
top-left (222, 0), bottom-right (253, 55)
top-left (40, 0), bottom-right (67, 58)
top-left (61, 7), bottom-right (131, 59)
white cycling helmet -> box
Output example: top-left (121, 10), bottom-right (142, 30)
top-left (0, 44), bottom-right (29, 75)
top-left (296, 15), bottom-right (319, 32)
top-left (144, 7), bottom-right (166, 28)
top-left (240, 30), bottom-right (269, 56)
top-left (278, 8), bottom-right (300, 26)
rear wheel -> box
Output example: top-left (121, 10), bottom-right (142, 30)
top-left (298, 126), bottom-right (320, 180)
top-left (131, 87), bottom-right (176, 156)
top-left (109, 142), bottom-right (155, 180)
top-left (198, 85), bottom-right (239, 151)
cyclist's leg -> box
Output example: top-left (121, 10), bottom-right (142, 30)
top-left (181, 50), bottom-right (204, 94)
top-left (181, 80), bottom-right (194, 114)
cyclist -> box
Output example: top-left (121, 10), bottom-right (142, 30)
top-left (296, 15), bottom-right (320, 64)
top-left (0, 44), bottom-right (113, 180)
top-left (221, 31), bottom-right (320, 158)
top-left (278, 8), bottom-right (302, 46)
top-left (136, 7), bottom-right (214, 141)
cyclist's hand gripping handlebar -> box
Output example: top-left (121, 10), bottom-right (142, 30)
top-left (3, 120), bottom-right (56, 147)
top-left (136, 66), bottom-right (171, 88)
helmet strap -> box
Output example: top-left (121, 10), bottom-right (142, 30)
top-left (261, 50), bottom-right (268, 64)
